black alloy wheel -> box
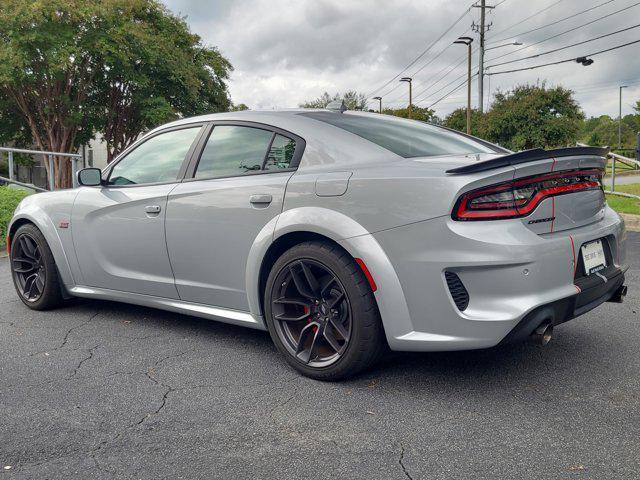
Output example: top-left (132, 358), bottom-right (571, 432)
top-left (12, 233), bottom-right (46, 302)
top-left (264, 241), bottom-right (385, 381)
top-left (10, 224), bottom-right (64, 310)
top-left (271, 258), bottom-right (352, 367)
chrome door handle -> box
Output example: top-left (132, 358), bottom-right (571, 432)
top-left (145, 205), bottom-right (161, 214)
top-left (249, 194), bottom-right (272, 205)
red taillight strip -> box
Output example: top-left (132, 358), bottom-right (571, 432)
top-left (5, 234), bottom-right (10, 255)
top-left (453, 169), bottom-right (603, 221)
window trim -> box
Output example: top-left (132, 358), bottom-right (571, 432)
top-left (183, 120), bottom-right (306, 182)
top-left (101, 123), bottom-right (208, 188)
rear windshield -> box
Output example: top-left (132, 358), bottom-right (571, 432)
top-left (300, 111), bottom-right (498, 158)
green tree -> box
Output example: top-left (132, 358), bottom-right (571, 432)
top-left (482, 83), bottom-right (584, 150)
top-left (0, 0), bottom-right (232, 188)
top-left (300, 91), bottom-right (367, 110)
top-left (443, 107), bottom-right (485, 136)
top-left (382, 105), bottom-right (437, 123)
top-left (230, 103), bottom-right (250, 111)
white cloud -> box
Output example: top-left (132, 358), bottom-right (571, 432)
top-left (164, 0), bottom-right (640, 118)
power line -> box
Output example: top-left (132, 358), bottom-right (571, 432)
top-left (366, 4), bottom-right (473, 98)
top-left (428, 74), bottom-right (478, 109)
top-left (485, 1), bottom-right (640, 64)
top-left (486, 38), bottom-right (640, 75)
top-left (489, 0), bottom-right (615, 44)
top-left (486, 23), bottom-right (640, 69)
top-left (487, 0), bottom-right (566, 40)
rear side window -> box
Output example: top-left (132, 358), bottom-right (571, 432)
top-left (195, 126), bottom-right (297, 179)
top-left (264, 134), bottom-right (296, 171)
top-left (300, 111), bottom-right (497, 158)
top-left (196, 126), bottom-right (273, 179)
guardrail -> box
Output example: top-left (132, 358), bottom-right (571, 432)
top-left (0, 146), bottom-right (83, 190)
top-left (0, 175), bottom-right (47, 192)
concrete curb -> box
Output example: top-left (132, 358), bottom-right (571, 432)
top-left (621, 213), bottom-right (640, 232)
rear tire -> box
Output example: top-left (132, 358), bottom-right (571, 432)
top-left (10, 224), bottom-right (65, 310)
top-left (264, 240), bottom-right (385, 381)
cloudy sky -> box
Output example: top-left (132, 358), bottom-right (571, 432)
top-left (163, 0), bottom-right (640, 119)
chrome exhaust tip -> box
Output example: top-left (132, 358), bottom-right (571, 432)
top-left (531, 322), bottom-right (553, 346)
top-left (608, 285), bottom-right (627, 304)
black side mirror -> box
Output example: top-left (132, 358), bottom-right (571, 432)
top-left (78, 168), bottom-right (102, 186)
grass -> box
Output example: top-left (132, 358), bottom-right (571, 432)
top-left (606, 183), bottom-right (640, 216)
top-left (0, 186), bottom-right (29, 249)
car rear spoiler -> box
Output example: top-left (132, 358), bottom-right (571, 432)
top-left (446, 146), bottom-right (610, 174)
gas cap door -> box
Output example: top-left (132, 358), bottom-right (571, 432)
top-left (315, 171), bottom-right (353, 197)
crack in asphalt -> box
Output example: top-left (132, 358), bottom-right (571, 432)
top-left (399, 445), bottom-right (414, 480)
top-left (29, 310), bottom-right (101, 357)
top-left (67, 344), bottom-right (100, 379)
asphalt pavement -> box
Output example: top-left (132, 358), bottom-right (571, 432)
top-left (1, 233), bottom-right (639, 479)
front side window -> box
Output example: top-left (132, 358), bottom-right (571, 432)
top-left (300, 112), bottom-right (499, 158)
top-left (195, 126), bottom-right (275, 179)
top-left (108, 127), bottom-right (201, 185)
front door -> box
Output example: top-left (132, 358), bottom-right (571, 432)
top-left (165, 123), bottom-right (303, 311)
top-left (72, 125), bottom-right (204, 298)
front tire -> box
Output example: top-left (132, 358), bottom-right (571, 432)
top-left (10, 224), bottom-right (64, 310)
top-left (264, 241), bottom-right (385, 381)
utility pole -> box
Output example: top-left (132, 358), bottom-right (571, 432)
top-left (473, 0), bottom-right (494, 113)
top-left (400, 77), bottom-right (412, 118)
top-left (373, 96), bottom-right (382, 113)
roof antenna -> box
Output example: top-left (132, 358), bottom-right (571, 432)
top-left (326, 100), bottom-right (347, 113)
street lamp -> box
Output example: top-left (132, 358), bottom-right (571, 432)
top-left (486, 41), bottom-right (522, 51)
top-left (400, 77), bottom-right (412, 118)
top-left (373, 96), bottom-right (382, 113)
top-left (454, 36), bottom-right (473, 134)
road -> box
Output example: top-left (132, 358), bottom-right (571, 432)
top-left (1, 233), bottom-right (638, 479)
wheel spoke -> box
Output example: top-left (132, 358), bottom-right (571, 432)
top-left (20, 236), bottom-right (37, 260)
top-left (320, 276), bottom-right (337, 297)
top-left (296, 322), bottom-right (320, 363)
top-left (323, 327), bottom-right (344, 354)
top-left (35, 274), bottom-right (45, 293)
top-left (24, 273), bottom-right (38, 299)
top-left (327, 291), bottom-right (345, 309)
top-left (300, 261), bottom-right (320, 296)
top-left (289, 265), bottom-right (315, 299)
top-left (329, 316), bottom-right (350, 341)
top-left (12, 257), bottom-right (36, 273)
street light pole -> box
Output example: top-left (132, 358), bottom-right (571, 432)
top-left (373, 96), bottom-right (382, 113)
top-left (400, 77), bottom-right (412, 118)
top-left (619, 85), bottom-right (627, 150)
top-left (454, 36), bottom-right (474, 134)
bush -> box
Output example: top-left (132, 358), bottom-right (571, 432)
top-left (0, 186), bottom-right (29, 246)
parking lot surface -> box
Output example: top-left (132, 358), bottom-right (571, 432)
top-left (1, 233), bottom-right (639, 479)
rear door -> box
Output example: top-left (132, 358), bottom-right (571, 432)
top-left (165, 122), bottom-right (304, 310)
top-left (72, 125), bottom-right (205, 298)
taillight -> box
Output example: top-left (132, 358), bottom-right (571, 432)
top-left (453, 169), bottom-right (603, 221)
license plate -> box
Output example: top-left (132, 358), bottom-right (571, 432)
top-left (581, 239), bottom-right (606, 275)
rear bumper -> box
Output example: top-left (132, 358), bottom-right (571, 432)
top-left (499, 266), bottom-right (626, 345)
top-left (360, 206), bottom-right (628, 352)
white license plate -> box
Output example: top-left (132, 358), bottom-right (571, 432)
top-left (581, 239), bottom-right (606, 275)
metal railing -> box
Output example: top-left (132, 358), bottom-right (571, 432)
top-left (0, 146), bottom-right (83, 190)
top-left (607, 151), bottom-right (640, 194)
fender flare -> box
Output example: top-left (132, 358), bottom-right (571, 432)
top-left (8, 210), bottom-right (75, 289)
top-left (244, 207), bottom-right (413, 347)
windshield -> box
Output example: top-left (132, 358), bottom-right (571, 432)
top-left (301, 112), bottom-right (499, 158)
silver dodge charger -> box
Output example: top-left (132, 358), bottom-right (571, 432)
top-left (7, 108), bottom-right (628, 380)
